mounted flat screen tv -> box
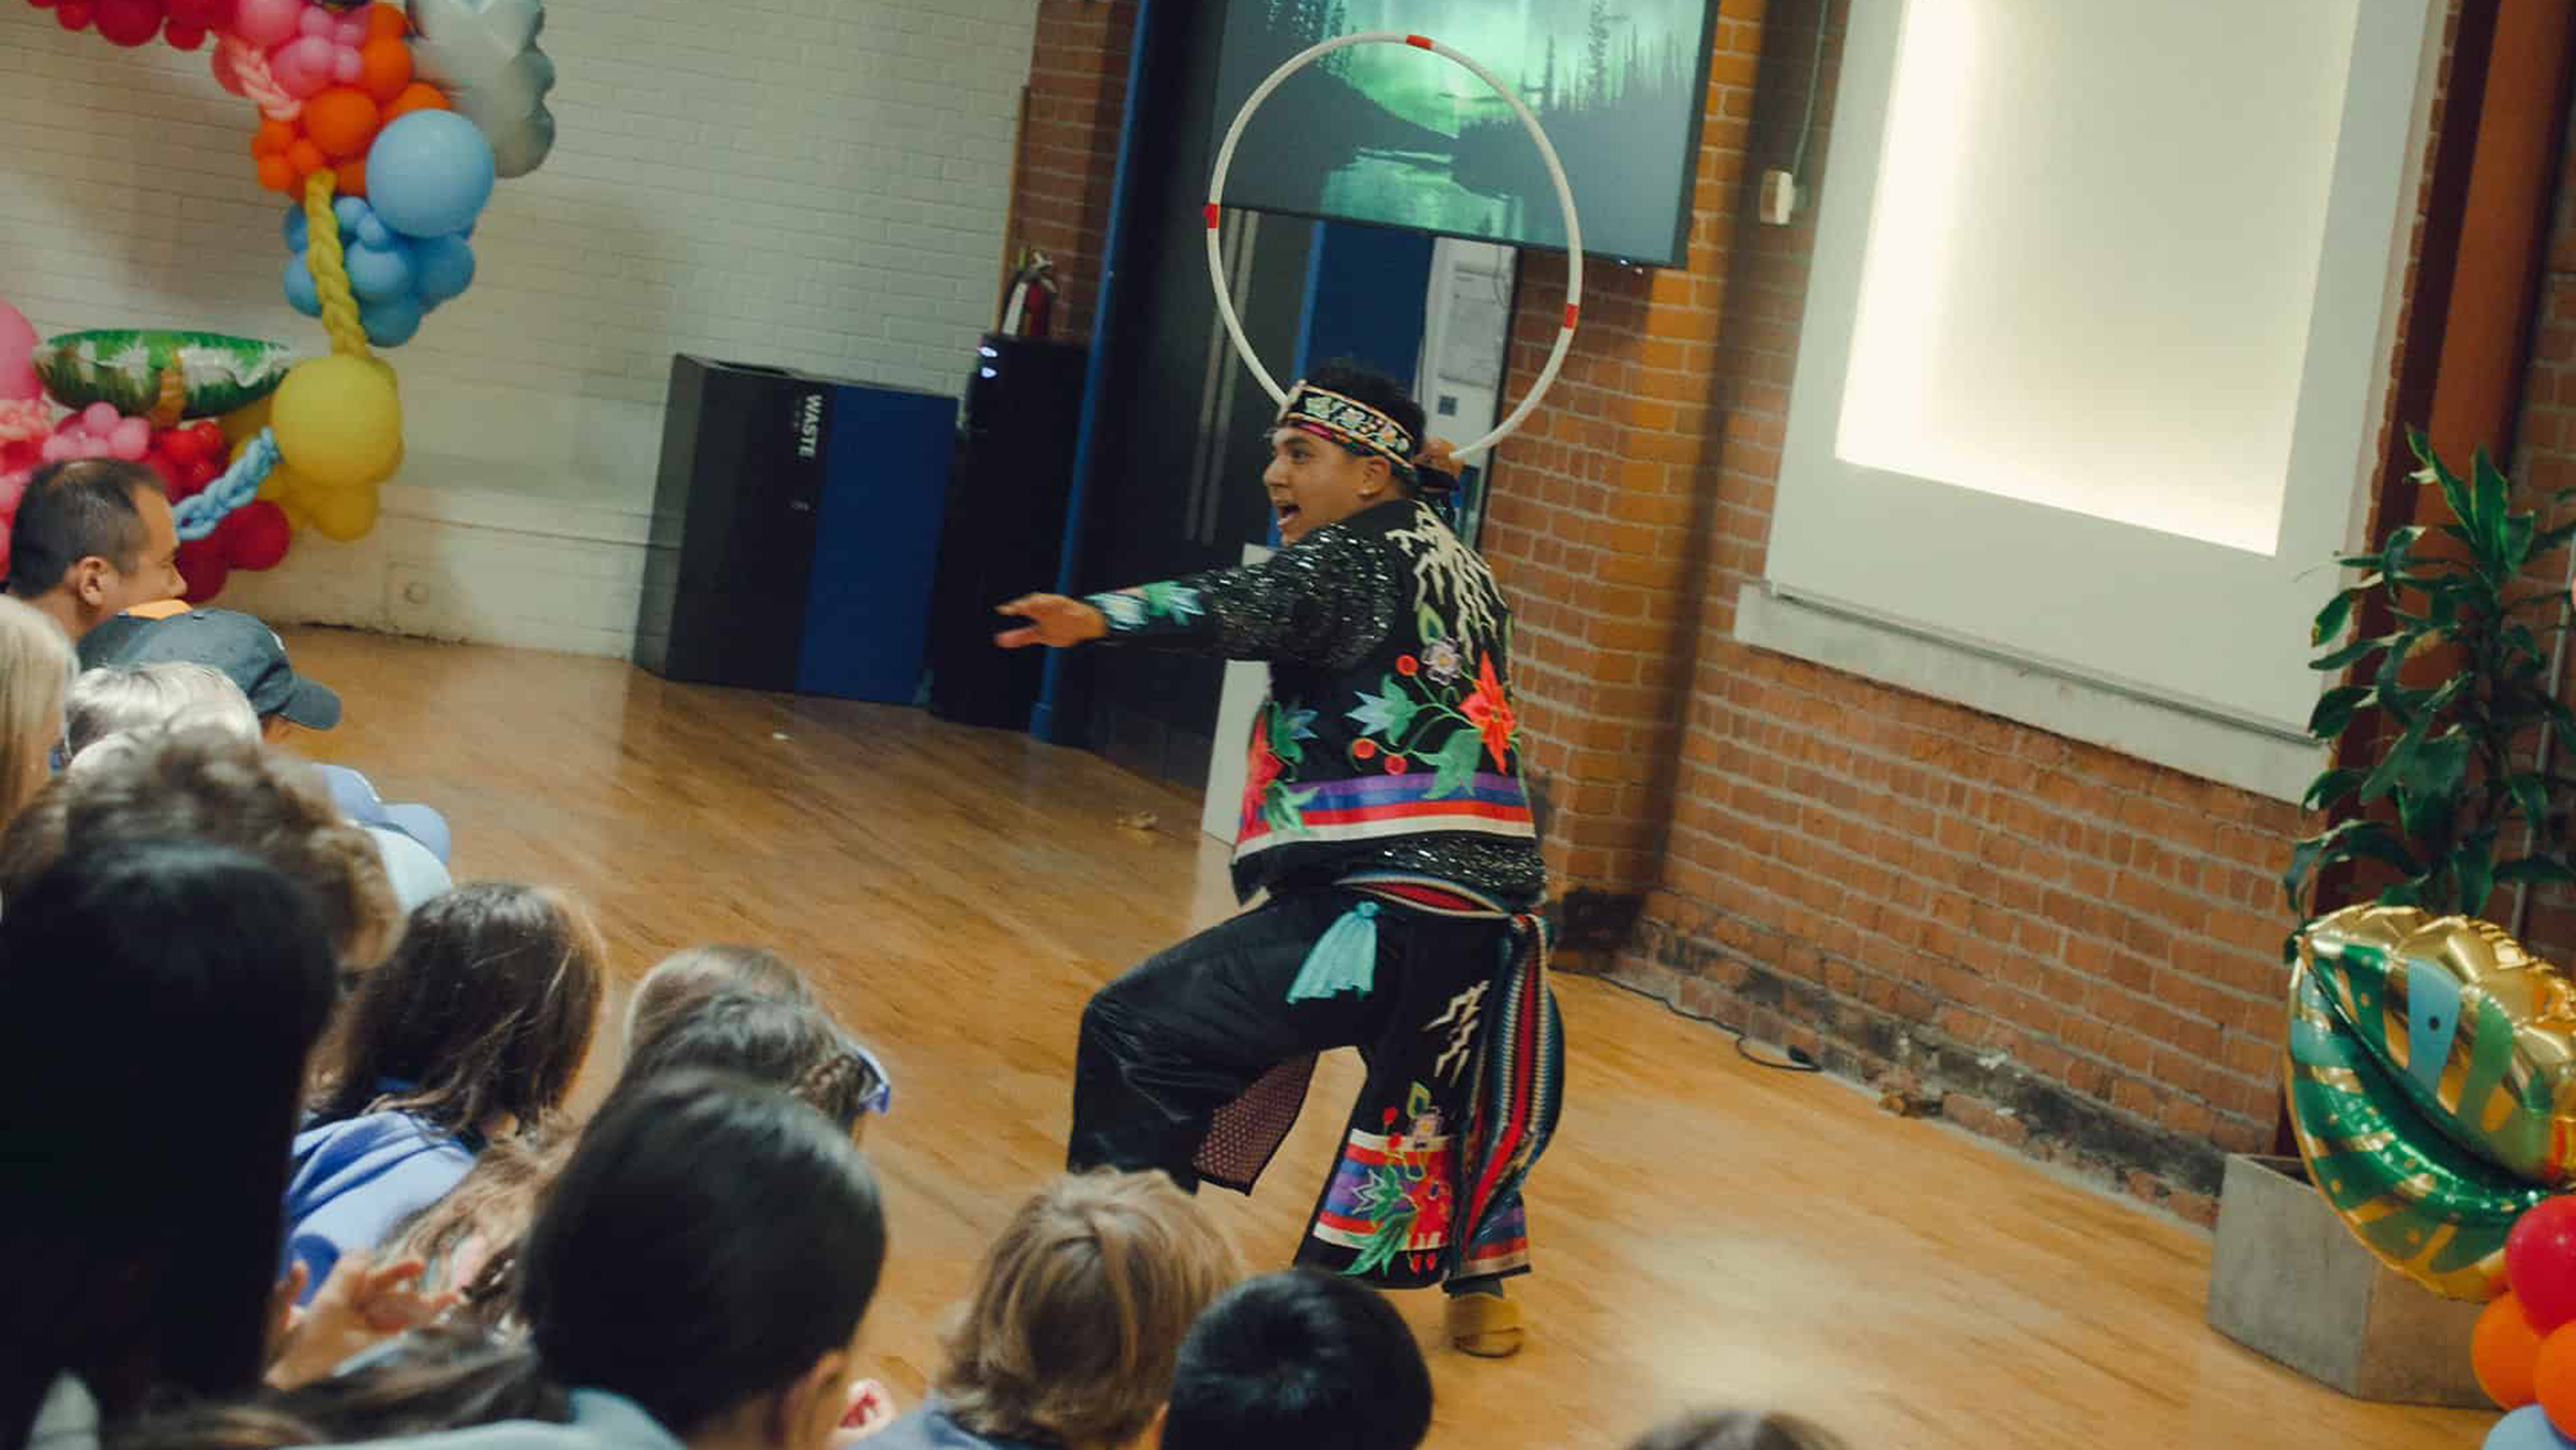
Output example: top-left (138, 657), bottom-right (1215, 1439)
top-left (1211, 1), bottom-right (1721, 267)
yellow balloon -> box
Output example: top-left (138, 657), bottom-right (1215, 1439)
top-left (306, 483), bottom-right (380, 543)
top-left (218, 397), bottom-right (272, 450)
top-left (269, 356), bottom-right (402, 492)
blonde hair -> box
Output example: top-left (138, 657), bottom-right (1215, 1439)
top-left (1624, 1412), bottom-right (1853, 1450)
top-left (0, 596), bottom-right (73, 829)
top-left (939, 1171), bottom-right (1240, 1450)
top-left (624, 944), bottom-right (814, 1052)
top-left (0, 725), bottom-right (399, 968)
top-left (66, 662), bottom-right (259, 762)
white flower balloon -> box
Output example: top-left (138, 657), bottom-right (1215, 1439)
top-left (407, 0), bottom-right (557, 179)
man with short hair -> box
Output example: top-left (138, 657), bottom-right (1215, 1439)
top-left (1162, 1271), bottom-right (1432, 1450)
top-left (6, 460), bottom-right (185, 642)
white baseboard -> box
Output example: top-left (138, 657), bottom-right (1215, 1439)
top-left (217, 454), bottom-right (652, 660)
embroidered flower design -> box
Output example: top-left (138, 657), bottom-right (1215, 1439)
top-left (1402, 1174), bottom-right (1451, 1244)
top-left (1351, 737), bottom-right (1378, 760)
top-left (1424, 639), bottom-right (1463, 683)
top-left (1462, 653), bottom-right (1517, 771)
top-left (1396, 654), bottom-right (1420, 677)
top-left (1384, 754), bottom-right (1408, 774)
top-left (1242, 725), bottom-right (1283, 828)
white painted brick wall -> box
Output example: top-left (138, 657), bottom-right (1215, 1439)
top-left (0, 0), bottom-right (1037, 653)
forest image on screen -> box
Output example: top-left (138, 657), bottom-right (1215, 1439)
top-left (1214, 0), bottom-right (1712, 264)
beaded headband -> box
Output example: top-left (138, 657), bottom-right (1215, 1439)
top-left (1278, 383), bottom-right (1418, 473)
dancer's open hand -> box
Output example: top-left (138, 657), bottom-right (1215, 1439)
top-left (996, 594), bottom-right (1107, 650)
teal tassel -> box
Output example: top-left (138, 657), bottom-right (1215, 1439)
top-left (1286, 901), bottom-right (1380, 1003)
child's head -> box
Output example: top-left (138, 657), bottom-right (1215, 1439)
top-left (0, 595), bottom-right (73, 824)
top-left (937, 1170), bottom-right (1240, 1450)
top-left (66, 661), bottom-right (260, 761)
top-left (1162, 1271), bottom-right (1431, 1450)
top-left (617, 991), bottom-right (888, 1138)
top-left (0, 841), bottom-right (338, 1445)
top-left (625, 943), bottom-right (814, 1053)
top-left (0, 726), bottom-right (398, 968)
top-left (520, 1070), bottom-right (886, 1449)
top-left (1622, 1412), bottom-right (1852, 1450)
top-left (315, 882), bottom-right (607, 1135)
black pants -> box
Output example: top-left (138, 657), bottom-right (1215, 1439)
top-left (1069, 887), bottom-right (1531, 1287)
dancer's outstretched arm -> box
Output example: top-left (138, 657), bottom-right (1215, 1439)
top-left (994, 524), bottom-right (1390, 670)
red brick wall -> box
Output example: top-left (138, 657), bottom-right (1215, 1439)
top-left (1008, 1), bottom-right (1140, 341)
top-left (1477, 0), bottom-right (2484, 1223)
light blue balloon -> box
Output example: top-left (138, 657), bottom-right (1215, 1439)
top-left (412, 235), bottom-right (476, 306)
top-left (344, 238), bottom-right (418, 304)
top-left (333, 196), bottom-right (370, 234)
top-left (354, 211), bottom-right (392, 250)
top-left (359, 293), bottom-right (424, 348)
top-left (2487, 1408), bottom-right (2576, 1450)
top-left (282, 206), bottom-right (309, 252)
top-left (283, 255), bottom-right (322, 318)
top-left (367, 111), bottom-right (497, 239)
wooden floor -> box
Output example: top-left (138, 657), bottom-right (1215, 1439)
top-left (278, 629), bottom-right (2480, 1449)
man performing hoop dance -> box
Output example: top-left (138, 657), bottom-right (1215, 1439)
top-left (997, 361), bottom-right (1562, 1358)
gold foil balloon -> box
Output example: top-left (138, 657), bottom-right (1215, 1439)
top-left (2287, 906), bottom-right (2576, 1300)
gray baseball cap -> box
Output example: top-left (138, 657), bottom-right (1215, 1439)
top-left (80, 609), bottom-right (342, 730)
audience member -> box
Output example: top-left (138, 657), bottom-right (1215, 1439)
top-left (1161, 1271), bottom-right (1431, 1450)
top-left (0, 843), bottom-right (338, 1450)
top-left (287, 884), bottom-right (606, 1300)
top-left (626, 944), bottom-right (815, 1053)
top-left (0, 596), bottom-right (72, 831)
top-left (6, 460), bottom-right (184, 643)
top-left (80, 607), bottom-right (451, 863)
top-left (0, 728), bottom-right (399, 971)
top-left (65, 663), bottom-right (257, 759)
top-left (1621, 1412), bottom-right (1851, 1450)
top-left (871, 1170), bottom-right (1237, 1450)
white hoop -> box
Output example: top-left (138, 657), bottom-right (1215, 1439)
top-left (1207, 31), bottom-right (1583, 464)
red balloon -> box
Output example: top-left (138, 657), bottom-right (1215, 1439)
top-left (164, 0), bottom-right (230, 26)
top-left (222, 500), bottom-right (291, 572)
top-left (174, 536), bottom-right (228, 604)
top-left (164, 19), bottom-right (203, 47)
top-left (184, 457), bottom-right (218, 491)
top-left (143, 454), bottom-right (186, 497)
top-left (90, 0), bottom-right (163, 46)
top-left (55, 2), bottom-right (93, 30)
top-left (2509, 1200), bottom-right (2576, 1333)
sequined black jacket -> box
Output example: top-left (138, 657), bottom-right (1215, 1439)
top-left (1085, 499), bottom-right (1547, 906)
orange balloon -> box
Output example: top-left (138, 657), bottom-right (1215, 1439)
top-left (252, 117), bottom-right (295, 157)
top-left (337, 157), bottom-right (368, 199)
top-left (2534, 1323), bottom-right (2576, 1434)
top-left (384, 82), bottom-right (450, 122)
top-left (303, 87), bottom-right (382, 160)
top-left (364, 2), bottom-right (405, 42)
top-left (257, 154), bottom-right (296, 192)
top-left (2481, 1294), bottom-right (2548, 1409)
top-left (358, 36), bottom-right (412, 103)
top-left (288, 139), bottom-right (326, 178)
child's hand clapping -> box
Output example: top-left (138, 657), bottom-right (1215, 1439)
top-left (268, 1253), bottom-right (459, 1389)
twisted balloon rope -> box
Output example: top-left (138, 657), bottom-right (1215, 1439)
top-left (174, 429), bottom-right (281, 542)
top-left (221, 36), bottom-right (302, 122)
top-left (301, 171), bottom-right (373, 360)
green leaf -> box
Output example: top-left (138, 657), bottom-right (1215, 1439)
top-left (2302, 767), bottom-right (2364, 812)
top-left (2394, 730), bottom-right (2471, 840)
top-left (2377, 881), bottom-right (2426, 908)
top-left (2282, 819), bottom-right (2422, 910)
top-left (2309, 633), bottom-right (2394, 672)
top-left (2382, 524), bottom-right (2427, 581)
top-left (1424, 730), bottom-right (1484, 801)
top-left (2504, 508), bottom-right (2539, 579)
top-left (2510, 772), bottom-right (2552, 834)
top-left (1346, 676), bottom-right (1420, 742)
top-left (1415, 603), bottom-right (1446, 643)
top-left (2474, 449), bottom-right (2511, 561)
top-left (2497, 857), bottom-right (2576, 887)
top-left (2308, 684), bottom-right (2376, 739)
top-left (2455, 830), bottom-right (2499, 918)
top-left (2312, 588), bottom-right (2360, 647)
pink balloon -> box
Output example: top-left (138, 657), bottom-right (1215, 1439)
top-left (332, 46), bottom-right (359, 80)
top-left (227, 0), bottom-right (298, 47)
top-left (209, 37), bottom-right (246, 92)
top-left (294, 2), bottom-right (322, 32)
top-left (268, 34), bottom-right (336, 97)
top-left (329, 11), bottom-right (361, 43)
top-left (0, 302), bottom-right (37, 405)
top-left (79, 403), bottom-right (117, 432)
top-left (109, 418), bottom-right (150, 460)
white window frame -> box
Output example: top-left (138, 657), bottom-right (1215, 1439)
top-left (1738, 0), bottom-right (2444, 801)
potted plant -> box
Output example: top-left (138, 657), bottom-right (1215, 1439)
top-left (2208, 429), bottom-right (2576, 1404)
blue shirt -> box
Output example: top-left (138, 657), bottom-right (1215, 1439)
top-left (866, 1401), bottom-right (1056, 1450)
top-left (283, 1106), bottom-right (480, 1303)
